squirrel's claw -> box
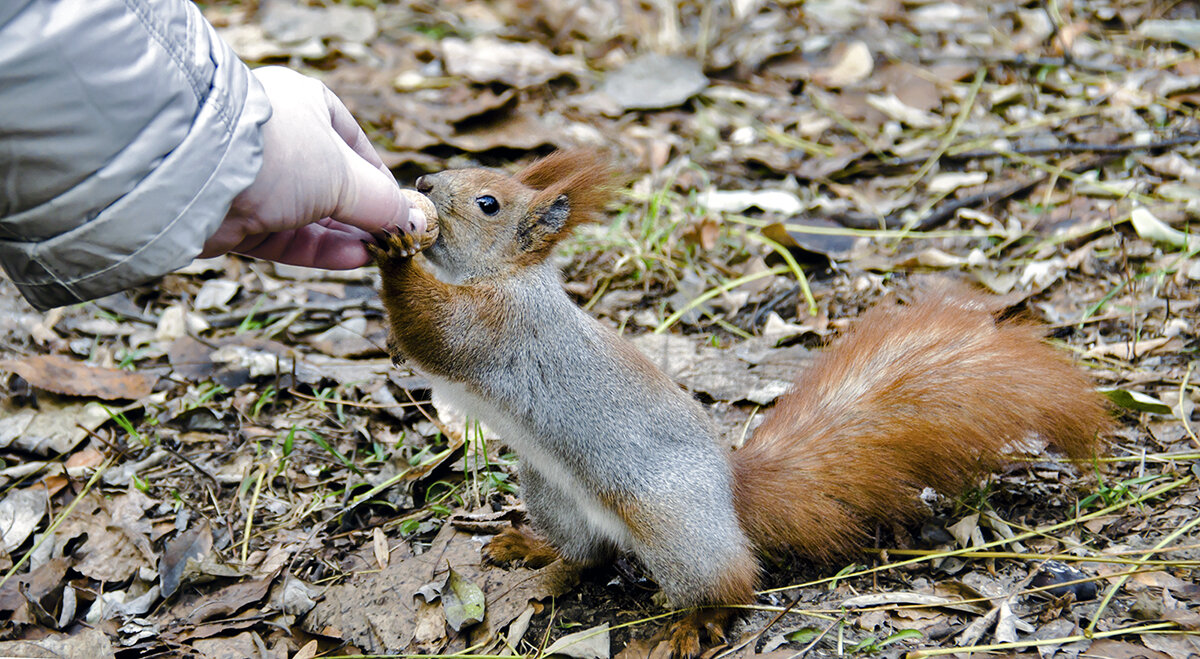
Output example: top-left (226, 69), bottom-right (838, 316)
top-left (369, 224), bottom-right (438, 264)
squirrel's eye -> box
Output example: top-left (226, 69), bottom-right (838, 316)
top-left (476, 195), bottom-right (500, 215)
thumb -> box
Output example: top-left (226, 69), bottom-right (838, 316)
top-left (331, 146), bottom-right (426, 235)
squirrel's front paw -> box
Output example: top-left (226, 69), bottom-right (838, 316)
top-left (483, 526), bottom-right (561, 569)
top-left (368, 225), bottom-right (437, 264)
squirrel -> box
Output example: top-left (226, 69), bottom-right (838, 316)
top-left (369, 150), bottom-right (1110, 657)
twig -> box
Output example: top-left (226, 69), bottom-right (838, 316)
top-left (750, 284), bottom-right (801, 329)
top-left (758, 476), bottom-right (1191, 597)
top-left (887, 133), bottom-right (1200, 171)
top-left (76, 423), bottom-right (130, 462)
top-left (0, 456), bottom-right (113, 591)
top-left (836, 154), bottom-right (1116, 231)
top-left (715, 595), bottom-right (806, 659)
top-left (918, 54), bottom-right (1124, 75)
top-left (90, 300), bottom-right (159, 326)
top-left (837, 132), bottom-right (1200, 182)
top-left (1179, 362), bottom-right (1199, 449)
top-left (792, 615), bottom-right (844, 658)
top-left (875, 548), bottom-right (1200, 567)
top-left (1087, 513), bottom-right (1200, 634)
top-left (908, 176), bottom-right (1040, 231)
top-left (908, 621), bottom-right (1176, 658)
top-left (159, 443), bottom-right (223, 491)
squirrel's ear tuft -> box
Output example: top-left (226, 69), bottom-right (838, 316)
top-left (519, 150), bottom-right (619, 221)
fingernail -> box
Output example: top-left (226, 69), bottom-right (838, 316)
top-left (407, 208), bottom-right (427, 235)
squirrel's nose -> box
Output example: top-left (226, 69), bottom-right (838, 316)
top-left (415, 175), bottom-right (433, 193)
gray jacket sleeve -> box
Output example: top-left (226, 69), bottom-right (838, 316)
top-left (0, 0), bottom-right (271, 311)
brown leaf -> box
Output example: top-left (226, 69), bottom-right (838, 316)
top-left (190, 631), bottom-right (265, 659)
top-left (442, 113), bottom-right (558, 152)
top-left (176, 616), bottom-right (262, 642)
top-left (0, 355), bottom-right (155, 400)
top-left (160, 520), bottom-right (214, 598)
top-left (0, 557), bottom-right (68, 614)
top-left (0, 628), bottom-right (115, 659)
top-left (681, 218), bottom-right (721, 250)
top-left (1164, 606), bottom-right (1200, 630)
top-left (305, 524), bottom-right (579, 653)
top-left (761, 220), bottom-right (851, 265)
top-left (294, 640), bottom-right (319, 659)
top-left (167, 335), bottom-right (220, 382)
top-left (181, 576), bottom-right (275, 624)
top-left (57, 490), bottom-right (156, 582)
top-left (373, 527), bottom-right (390, 570)
top-left (1085, 640), bottom-right (1171, 659)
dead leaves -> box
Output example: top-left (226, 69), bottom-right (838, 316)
top-left (56, 490), bottom-right (156, 583)
top-left (597, 54), bottom-right (708, 112)
top-left (0, 354), bottom-right (155, 400)
top-left (0, 628), bottom-right (115, 659)
top-left (441, 36), bottom-right (587, 88)
top-left (306, 524), bottom-right (579, 654)
top-left (0, 1), bottom-right (1196, 657)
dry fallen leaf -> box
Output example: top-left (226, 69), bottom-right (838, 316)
top-left (0, 628), bottom-right (115, 659)
top-left (0, 487), bottom-right (48, 552)
top-left (160, 521), bottom-right (214, 598)
top-left (542, 622), bottom-right (610, 659)
top-left (373, 527), bottom-right (390, 569)
top-left (57, 490), bottom-right (156, 583)
top-left (305, 524), bottom-right (578, 653)
top-left (294, 640), bottom-right (319, 659)
top-left (599, 54), bottom-right (708, 111)
top-left (441, 36), bottom-right (586, 88)
top-left (0, 354), bottom-right (156, 400)
top-left (172, 576), bottom-right (276, 625)
top-left (811, 40), bottom-right (873, 88)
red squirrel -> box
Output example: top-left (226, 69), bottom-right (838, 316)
top-left (369, 150), bottom-right (1109, 656)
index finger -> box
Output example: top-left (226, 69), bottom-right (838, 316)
top-left (324, 85), bottom-right (390, 175)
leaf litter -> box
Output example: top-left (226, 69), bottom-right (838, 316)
top-left (0, 0), bottom-right (1199, 657)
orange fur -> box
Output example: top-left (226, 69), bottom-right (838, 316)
top-left (375, 153), bottom-right (1111, 658)
top-left (484, 527), bottom-right (562, 569)
top-left (370, 230), bottom-right (511, 379)
top-left (731, 289), bottom-right (1110, 557)
top-left (518, 150), bottom-right (621, 245)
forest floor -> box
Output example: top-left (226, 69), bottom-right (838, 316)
top-left (1, 1), bottom-right (1199, 657)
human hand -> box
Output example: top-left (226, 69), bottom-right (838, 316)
top-left (200, 66), bottom-right (425, 268)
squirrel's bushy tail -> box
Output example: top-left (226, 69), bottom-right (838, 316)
top-left (731, 289), bottom-right (1110, 559)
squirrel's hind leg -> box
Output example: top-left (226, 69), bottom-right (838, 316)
top-left (664, 608), bottom-right (737, 659)
top-left (492, 462), bottom-right (617, 567)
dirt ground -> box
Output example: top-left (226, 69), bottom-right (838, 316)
top-left (1, 1), bottom-right (1199, 657)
